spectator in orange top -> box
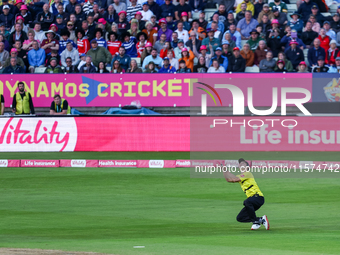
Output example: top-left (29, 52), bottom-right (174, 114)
top-left (188, 19), bottom-right (206, 41)
top-left (318, 28), bottom-right (330, 53)
top-left (240, 43), bottom-right (255, 66)
top-left (179, 47), bottom-right (195, 71)
top-left (142, 21), bottom-right (158, 46)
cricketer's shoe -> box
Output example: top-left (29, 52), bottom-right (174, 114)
top-left (251, 224), bottom-right (261, 230)
top-left (262, 215), bottom-right (270, 230)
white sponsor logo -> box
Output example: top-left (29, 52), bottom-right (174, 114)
top-left (176, 160), bottom-right (191, 166)
top-left (149, 160), bottom-right (164, 168)
top-left (191, 161), bottom-right (214, 166)
top-left (0, 160), bottom-right (8, 167)
top-left (71, 160), bottom-right (86, 167)
top-left (23, 160), bottom-right (56, 166)
top-left (98, 160), bottom-right (137, 166)
top-left (0, 118), bottom-right (77, 152)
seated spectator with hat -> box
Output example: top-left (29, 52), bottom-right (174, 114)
top-left (227, 47), bottom-right (246, 72)
top-left (328, 57), bottom-right (340, 73)
top-left (86, 39), bottom-right (112, 67)
top-left (116, 10), bottom-right (130, 34)
top-left (3, 48), bottom-right (25, 70)
top-left (280, 29), bottom-right (305, 50)
top-left (311, 56), bottom-right (329, 72)
top-left (158, 18), bottom-right (172, 42)
top-left (158, 57), bottom-right (176, 73)
top-left (257, 3), bottom-right (274, 23)
top-left (297, 61), bottom-right (309, 72)
top-left (274, 59), bottom-right (287, 72)
top-left (288, 12), bottom-right (304, 35)
top-left (323, 21), bottom-right (336, 41)
top-left (0, 5), bottom-right (14, 32)
top-left (271, 6), bottom-right (287, 27)
top-left (44, 57), bottom-right (63, 73)
top-left (209, 47), bottom-right (228, 71)
top-left (41, 30), bottom-right (59, 55)
top-left (285, 40), bottom-right (304, 69)
top-left (247, 29), bottom-right (261, 51)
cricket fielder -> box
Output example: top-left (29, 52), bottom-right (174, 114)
top-left (224, 158), bottom-right (270, 230)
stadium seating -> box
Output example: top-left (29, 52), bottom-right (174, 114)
top-left (245, 66), bottom-right (260, 73)
top-left (132, 57), bottom-right (141, 67)
top-left (34, 67), bottom-right (47, 74)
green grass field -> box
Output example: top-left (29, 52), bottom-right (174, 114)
top-left (0, 152), bottom-right (340, 255)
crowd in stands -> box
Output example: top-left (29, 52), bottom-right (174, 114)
top-left (1, 0), bottom-right (340, 73)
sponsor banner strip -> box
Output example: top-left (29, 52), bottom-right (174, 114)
top-left (60, 160), bottom-right (98, 168)
top-left (20, 160), bottom-right (60, 168)
top-left (98, 160), bottom-right (137, 168)
top-left (0, 160), bottom-right (20, 167)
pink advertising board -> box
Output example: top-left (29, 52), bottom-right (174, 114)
top-left (98, 160), bottom-right (137, 167)
top-left (1, 116), bottom-right (340, 152)
top-left (60, 160), bottom-right (98, 167)
top-left (0, 73), bottom-right (312, 107)
top-left (21, 160), bottom-right (60, 167)
top-left (0, 160), bottom-right (20, 167)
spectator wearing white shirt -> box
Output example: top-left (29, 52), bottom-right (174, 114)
top-left (323, 21), bottom-right (336, 41)
top-left (61, 42), bottom-right (79, 67)
top-left (34, 23), bottom-right (46, 43)
top-left (140, 2), bottom-right (154, 21)
top-left (208, 59), bottom-right (226, 73)
top-left (175, 22), bottom-right (189, 44)
top-left (111, 0), bottom-right (127, 14)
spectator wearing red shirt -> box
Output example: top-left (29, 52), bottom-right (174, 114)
top-left (76, 29), bottom-right (90, 55)
top-left (136, 31), bottom-right (148, 57)
top-left (318, 28), bottom-right (330, 53)
top-left (326, 40), bottom-right (339, 66)
top-left (107, 32), bottom-right (122, 56)
top-left (41, 30), bottom-right (59, 55)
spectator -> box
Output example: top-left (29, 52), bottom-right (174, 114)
top-left (328, 57), bottom-right (340, 73)
top-left (177, 59), bottom-right (191, 72)
top-left (269, 0), bottom-right (288, 13)
top-left (297, 61), bottom-right (309, 72)
top-left (227, 47), bottom-right (246, 72)
top-left (116, 11), bottom-right (130, 35)
top-left (311, 4), bottom-right (326, 26)
top-left (158, 18), bottom-right (172, 42)
top-left (87, 39), bottom-right (112, 67)
top-left (83, 0), bottom-right (96, 15)
top-left (144, 61), bottom-right (157, 72)
top-left (48, 24), bottom-right (60, 40)
top-left (140, 2), bottom-right (154, 21)
top-left (154, 33), bottom-right (166, 52)
top-left (104, 5), bottom-right (118, 24)
top-left (224, 11), bottom-right (237, 31)
top-left (65, 0), bottom-right (77, 14)
top-left (207, 14), bottom-right (225, 33)
top-left (297, 0), bottom-right (313, 23)
top-left (111, 59), bottom-right (125, 73)
top-left (111, 46), bottom-right (131, 71)
top-left (77, 29), bottom-right (90, 55)
top-left (240, 43), bottom-right (254, 66)
top-left (209, 47), bottom-right (228, 70)
top-left (165, 13), bottom-right (177, 31)
top-left (301, 21), bottom-right (318, 47)
top-left (193, 44), bottom-right (213, 68)
top-left (77, 53), bottom-right (86, 70)
top-left (174, 39), bottom-right (185, 58)
top-left (257, 3), bottom-right (274, 23)
top-left (55, 15), bottom-right (66, 33)
top-left (158, 56), bottom-right (176, 73)
top-left (326, 39), bottom-right (339, 66)
top-left (93, 28), bottom-right (107, 48)
top-left (3, 48), bottom-right (25, 69)
top-left (0, 5), bottom-right (14, 32)
top-left (175, 0), bottom-right (191, 21)
top-left (36, 4), bottom-right (54, 31)
top-left (0, 42), bottom-right (9, 69)
top-left (274, 59), bottom-right (287, 72)
top-left (213, 4), bottom-right (228, 23)
top-left (45, 50), bottom-right (60, 67)
top-left (331, 13), bottom-right (340, 34)
top-left (3, 57), bottom-right (24, 73)
top-left (193, 55), bottom-right (208, 73)
top-left (308, 38), bottom-right (326, 67)
top-left (59, 29), bottom-right (77, 54)
top-left (106, 32), bottom-right (120, 56)
top-left (254, 40), bottom-right (270, 65)
top-left (64, 57), bottom-right (78, 73)
top-left (121, 32), bottom-right (137, 57)
top-left (202, 29), bottom-right (220, 54)
top-left (247, 29), bottom-right (261, 51)
top-left (222, 42), bottom-right (233, 59)
top-left (309, 15), bottom-right (321, 33)
top-left (79, 55), bottom-right (96, 73)
top-left (0, 24), bottom-right (10, 41)
top-left (142, 47), bottom-right (162, 69)
top-left (175, 21), bottom-right (189, 43)
top-left (266, 28), bottom-right (281, 57)
top-left (186, 30), bottom-right (201, 53)
top-left (198, 11), bottom-right (208, 30)
top-left (236, 0), bottom-right (255, 16)
top-left (161, 0), bottom-right (175, 19)
top-left (141, 41), bottom-right (153, 62)
top-left (318, 28), bottom-right (331, 52)
top-left (180, 12), bottom-right (191, 31)
top-left (236, 3), bottom-right (247, 23)
top-left (259, 51), bottom-right (275, 72)
top-left (41, 30), bottom-right (59, 55)
top-left (271, 6), bottom-right (287, 27)
top-left (61, 42), bottom-right (79, 67)
top-left (23, 30), bottom-right (39, 51)
top-left (179, 47), bottom-right (194, 71)
top-left (159, 41), bottom-right (173, 58)
top-left (50, 94), bottom-right (71, 115)
top-left (285, 41), bottom-right (304, 69)
top-left (148, 0), bottom-right (162, 19)
top-left (288, 12), bottom-right (304, 35)
top-left (237, 10), bottom-right (259, 40)
top-left (97, 61), bottom-right (110, 73)
top-left (276, 51), bottom-right (294, 72)
top-left (44, 57), bottom-right (63, 73)
top-left (312, 56), bottom-right (329, 72)
top-left (323, 21), bottom-right (336, 41)
top-left (33, 22), bottom-right (46, 43)
top-left (224, 24), bottom-right (241, 49)
top-left (258, 15), bottom-right (271, 37)
top-left (142, 21), bottom-right (158, 45)
top-left (208, 58), bottom-right (225, 73)
top-left (126, 19), bottom-right (139, 37)
top-left (8, 23), bottom-right (28, 46)
top-left (281, 29), bottom-right (306, 50)
top-left (127, 59), bottom-right (143, 72)
top-left (28, 40), bottom-right (45, 73)
top-left (14, 40), bottom-right (28, 68)
top-left (55, 4), bottom-right (69, 24)
top-left (171, 31), bottom-right (179, 48)
top-left (11, 81), bottom-right (34, 115)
